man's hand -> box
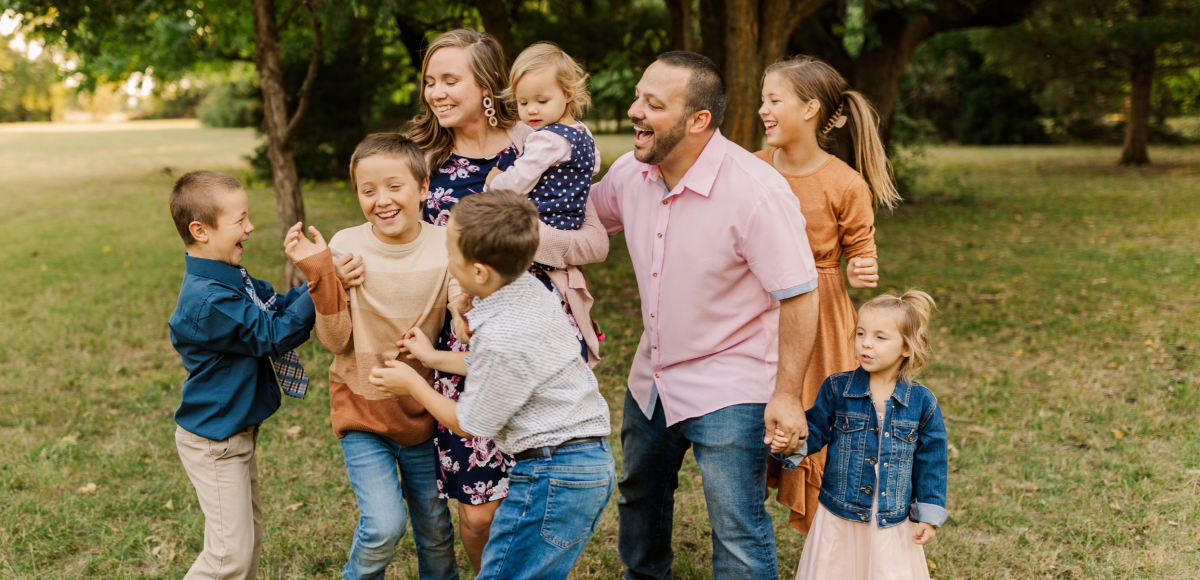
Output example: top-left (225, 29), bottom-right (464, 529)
top-left (912, 522), bottom-right (937, 545)
top-left (283, 223), bottom-right (328, 264)
top-left (763, 393), bottom-right (808, 455)
top-left (368, 360), bottom-right (423, 398)
top-left (485, 166), bottom-right (503, 188)
top-left (846, 256), bottom-right (879, 289)
top-left (335, 253), bottom-right (365, 290)
top-left (398, 328), bottom-right (437, 364)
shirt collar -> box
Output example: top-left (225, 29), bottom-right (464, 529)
top-left (184, 253), bottom-right (247, 289)
top-left (638, 129), bottom-right (727, 198)
top-left (843, 367), bottom-right (914, 407)
top-left (466, 272), bottom-right (537, 328)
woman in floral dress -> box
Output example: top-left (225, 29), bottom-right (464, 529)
top-left (405, 29), bottom-right (610, 572)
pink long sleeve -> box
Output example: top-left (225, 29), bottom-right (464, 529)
top-left (490, 130), bottom-right (572, 194)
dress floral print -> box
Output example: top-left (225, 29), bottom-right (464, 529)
top-left (426, 147), bottom-right (520, 505)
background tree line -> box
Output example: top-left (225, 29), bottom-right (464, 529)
top-left (3, 0), bottom-right (1198, 283)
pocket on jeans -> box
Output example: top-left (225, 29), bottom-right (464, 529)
top-left (540, 477), bottom-right (611, 549)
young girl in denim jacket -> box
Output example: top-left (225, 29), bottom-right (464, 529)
top-left (771, 290), bottom-right (948, 580)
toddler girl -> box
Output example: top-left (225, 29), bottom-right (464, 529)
top-left (757, 54), bottom-right (901, 535)
top-left (771, 290), bottom-right (948, 580)
top-left (485, 42), bottom-right (599, 231)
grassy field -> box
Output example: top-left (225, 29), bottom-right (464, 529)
top-left (1, 124), bottom-right (1198, 579)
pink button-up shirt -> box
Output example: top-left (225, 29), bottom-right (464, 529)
top-left (591, 130), bottom-right (818, 425)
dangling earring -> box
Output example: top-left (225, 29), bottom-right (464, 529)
top-left (483, 95), bottom-right (497, 127)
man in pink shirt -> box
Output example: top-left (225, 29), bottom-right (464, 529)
top-left (590, 52), bottom-right (820, 580)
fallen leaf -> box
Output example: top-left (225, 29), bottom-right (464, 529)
top-left (1014, 348), bottom-right (1024, 357)
top-left (77, 483), bottom-right (98, 494)
top-left (285, 426), bottom-right (303, 439)
top-left (1143, 340), bottom-right (1157, 348)
top-left (163, 500), bottom-right (174, 510)
top-left (992, 483), bottom-right (1003, 492)
top-left (59, 434), bottom-right (78, 445)
top-left (285, 502), bottom-right (303, 512)
top-left (1112, 430), bottom-right (1124, 439)
top-left (123, 260), bottom-right (131, 268)
top-left (1169, 520), bottom-right (1181, 526)
top-left (926, 558), bottom-right (937, 571)
top-left (1143, 409), bottom-right (1157, 418)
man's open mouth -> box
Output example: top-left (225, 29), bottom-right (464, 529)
top-left (634, 126), bottom-right (654, 146)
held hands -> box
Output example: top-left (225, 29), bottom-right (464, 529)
top-left (397, 328), bottom-right (436, 364)
top-left (485, 166), bottom-right (504, 188)
top-left (763, 393), bottom-right (808, 455)
top-left (284, 222), bottom-right (328, 264)
top-left (368, 360), bottom-right (424, 398)
top-left (335, 253), bottom-right (365, 290)
top-left (846, 256), bottom-right (879, 289)
top-left (912, 522), bottom-right (937, 545)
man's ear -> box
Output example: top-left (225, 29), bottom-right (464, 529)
top-left (689, 109), bottom-right (714, 134)
top-left (188, 221), bottom-right (209, 244)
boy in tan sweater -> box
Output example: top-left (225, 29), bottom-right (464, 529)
top-left (285, 134), bottom-right (461, 580)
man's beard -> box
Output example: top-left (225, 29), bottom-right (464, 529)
top-left (634, 117), bottom-right (688, 166)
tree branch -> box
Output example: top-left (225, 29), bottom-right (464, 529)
top-left (284, 0), bottom-right (321, 143)
top-left (276, 0), bottom-right (304, 33)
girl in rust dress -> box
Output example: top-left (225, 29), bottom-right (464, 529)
top-left (756, 55), bottom-right (902, 535)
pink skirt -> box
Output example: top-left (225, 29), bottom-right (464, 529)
top-left (795, 504), bottom-right (932, 580)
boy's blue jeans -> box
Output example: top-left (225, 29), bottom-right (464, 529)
top-left (617, 389), bottom-right (778, 580)
top-left (338, 432), bottom-right (458, 580)
top-left (475, 439), bottom-right (615, 580)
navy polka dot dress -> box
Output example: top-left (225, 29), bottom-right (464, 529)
top-left (528, 123), bottom-right (595, 231)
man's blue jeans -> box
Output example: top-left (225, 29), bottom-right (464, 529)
top-left (339, 432), bottom-right (458, 580)
top-left (617, 389), bottom-right (778, 580)
top-left (475, 439), bottom-right (615, 580)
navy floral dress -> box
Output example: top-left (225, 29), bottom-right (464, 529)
top-left (425, 147), bottom-right (589, 505)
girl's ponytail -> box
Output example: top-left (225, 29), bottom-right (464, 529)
top-left (842, 91), bottom-right (901, 211)
top-left (764, 56), bottom-right (901, 210)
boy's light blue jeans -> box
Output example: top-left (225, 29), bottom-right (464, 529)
top-left (617, 389), bottom-right (778, 580)
top-left (339, 432), bottom-right (458, 580)
top-left (475, 439), bottom-right (615, 580)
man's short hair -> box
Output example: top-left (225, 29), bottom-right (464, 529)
top-left (655, 51), bottom-right (727, 129)
top-left (350, 133), bottom-right (429, 189)
top-left (450, 190), bottom-right (540, 282)
top-left (169, 171), bottom-right (244, 245)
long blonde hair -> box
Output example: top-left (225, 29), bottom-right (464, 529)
top-left (859, 290), bottom-right (937, 383)
top-left (764, 56), bottom-right (901, 210)
top-left (504, 42), bottom-right (592, 120)
top-left (407, 29), bottom-right (518, 172)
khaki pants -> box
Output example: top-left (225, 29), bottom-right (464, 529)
top-left (175, 424), bottom-right (263, 580)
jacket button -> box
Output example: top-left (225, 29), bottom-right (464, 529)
top-left (883, 462), bottom-right (889, 467)
top-left (866, 457), bottom-right (877, 465)
top-left (860, 513), bottom-right (869, 521)
top-left (862, 486), bottom-right (873, 495)
top-left (881, 492), bottom-right (886, 497)
top-left (885, 432), bottom-right (890, 438)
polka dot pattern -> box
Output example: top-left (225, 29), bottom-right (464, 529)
top-left (528, 124), bottom-right (594, 231)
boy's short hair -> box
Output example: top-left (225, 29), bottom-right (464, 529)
top-left (169, 171), bottom-right (244, 245)
top-left (349, 133), bottom-right (429, 188)
top-left (450, 190), bottom-right (540, 282)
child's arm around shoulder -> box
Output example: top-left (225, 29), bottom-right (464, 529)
top-left (486, 129), bottom-right (572, 193)
top-left (910, 384), bottom-right (950, 530)
top-left (286, 223), bottom-right (354, 355)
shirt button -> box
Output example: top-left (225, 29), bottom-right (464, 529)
top-left (652, 345), bottom-right (657, 349)
top-left (652, 273), bottom-right (658, 277)
top-left (657, 233), bottom-right (663, 238)
top-left (655, 373), bottom-right (660, 378)
top-left (661, 199), bottom-right (669, 205)
top-left (650, 313), bottom-right (655, 318)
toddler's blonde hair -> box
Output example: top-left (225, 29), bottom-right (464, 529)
top-left (505, 42), bottom-right (591, 121)
top-left (859, 289), bottom-right (937, 383)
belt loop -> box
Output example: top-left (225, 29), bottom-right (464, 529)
top-left (541, 447), bottom-right (551, 461)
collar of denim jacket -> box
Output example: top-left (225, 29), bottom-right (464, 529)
top-left (843, 366), bottom-right (914, 407)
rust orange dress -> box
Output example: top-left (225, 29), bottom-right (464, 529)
top-left (756, 149), bottom-right (879, 535)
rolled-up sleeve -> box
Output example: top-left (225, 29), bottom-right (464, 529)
top-left (742, 189), bottom-right (818, 298)
top-left (910, 400), bottom-right (949, 527)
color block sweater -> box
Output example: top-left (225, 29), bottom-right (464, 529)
top-left (295, 222), bottom-right (460, 445)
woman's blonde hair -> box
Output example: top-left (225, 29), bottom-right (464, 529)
top-left (859, 289), bottom-right (936, 383)
top-left (407, 29), bottom-right (518, 172)
top-left (764, 55), bottom-right (901, 210)
top-left (504, 42), bottom-right (591, 121)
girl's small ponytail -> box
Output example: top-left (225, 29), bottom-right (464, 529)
top-left (842, 90), bottom-right (901, 211)
top-left (860, 289), bottom-right (937, 383)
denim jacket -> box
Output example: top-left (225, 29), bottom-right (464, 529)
top-left (169, 255), bottom-right (314, 441)
top-left (778, 368), bottom-right (949, 529)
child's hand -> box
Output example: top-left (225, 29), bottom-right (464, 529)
top-left (485, 166), bottom-right (504, 187)
top-left (336, 252), bottom-right (365, 289)
top-left (369, 360), bottom-right (423, 398)
top-left (846, 256), bottom-right (879, 289)
top-left (452, 294), bottom-right (475, 343)
top-left (284, 223), bottom-right (328, 264)
top-left (768, 428), bottom-right (791, 454)
top-left (398, 328), bottom-right (436, 363)
top-left (912, 522), bottom-right (937, 545)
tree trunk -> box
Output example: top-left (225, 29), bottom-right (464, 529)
top-left (253, 0), bottom-right (320, 288)
top-left (473, 0), bottom-right (518, 64)
top-left (702, 0), bottom-right (830, 151)
top-left (1120, 48), bottom-right (1155, 166)
top-left (666, 0), bottom-right (696, 52)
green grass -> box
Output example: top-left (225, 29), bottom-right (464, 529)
top-left (1, 126), bottom-right (1199, 579)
